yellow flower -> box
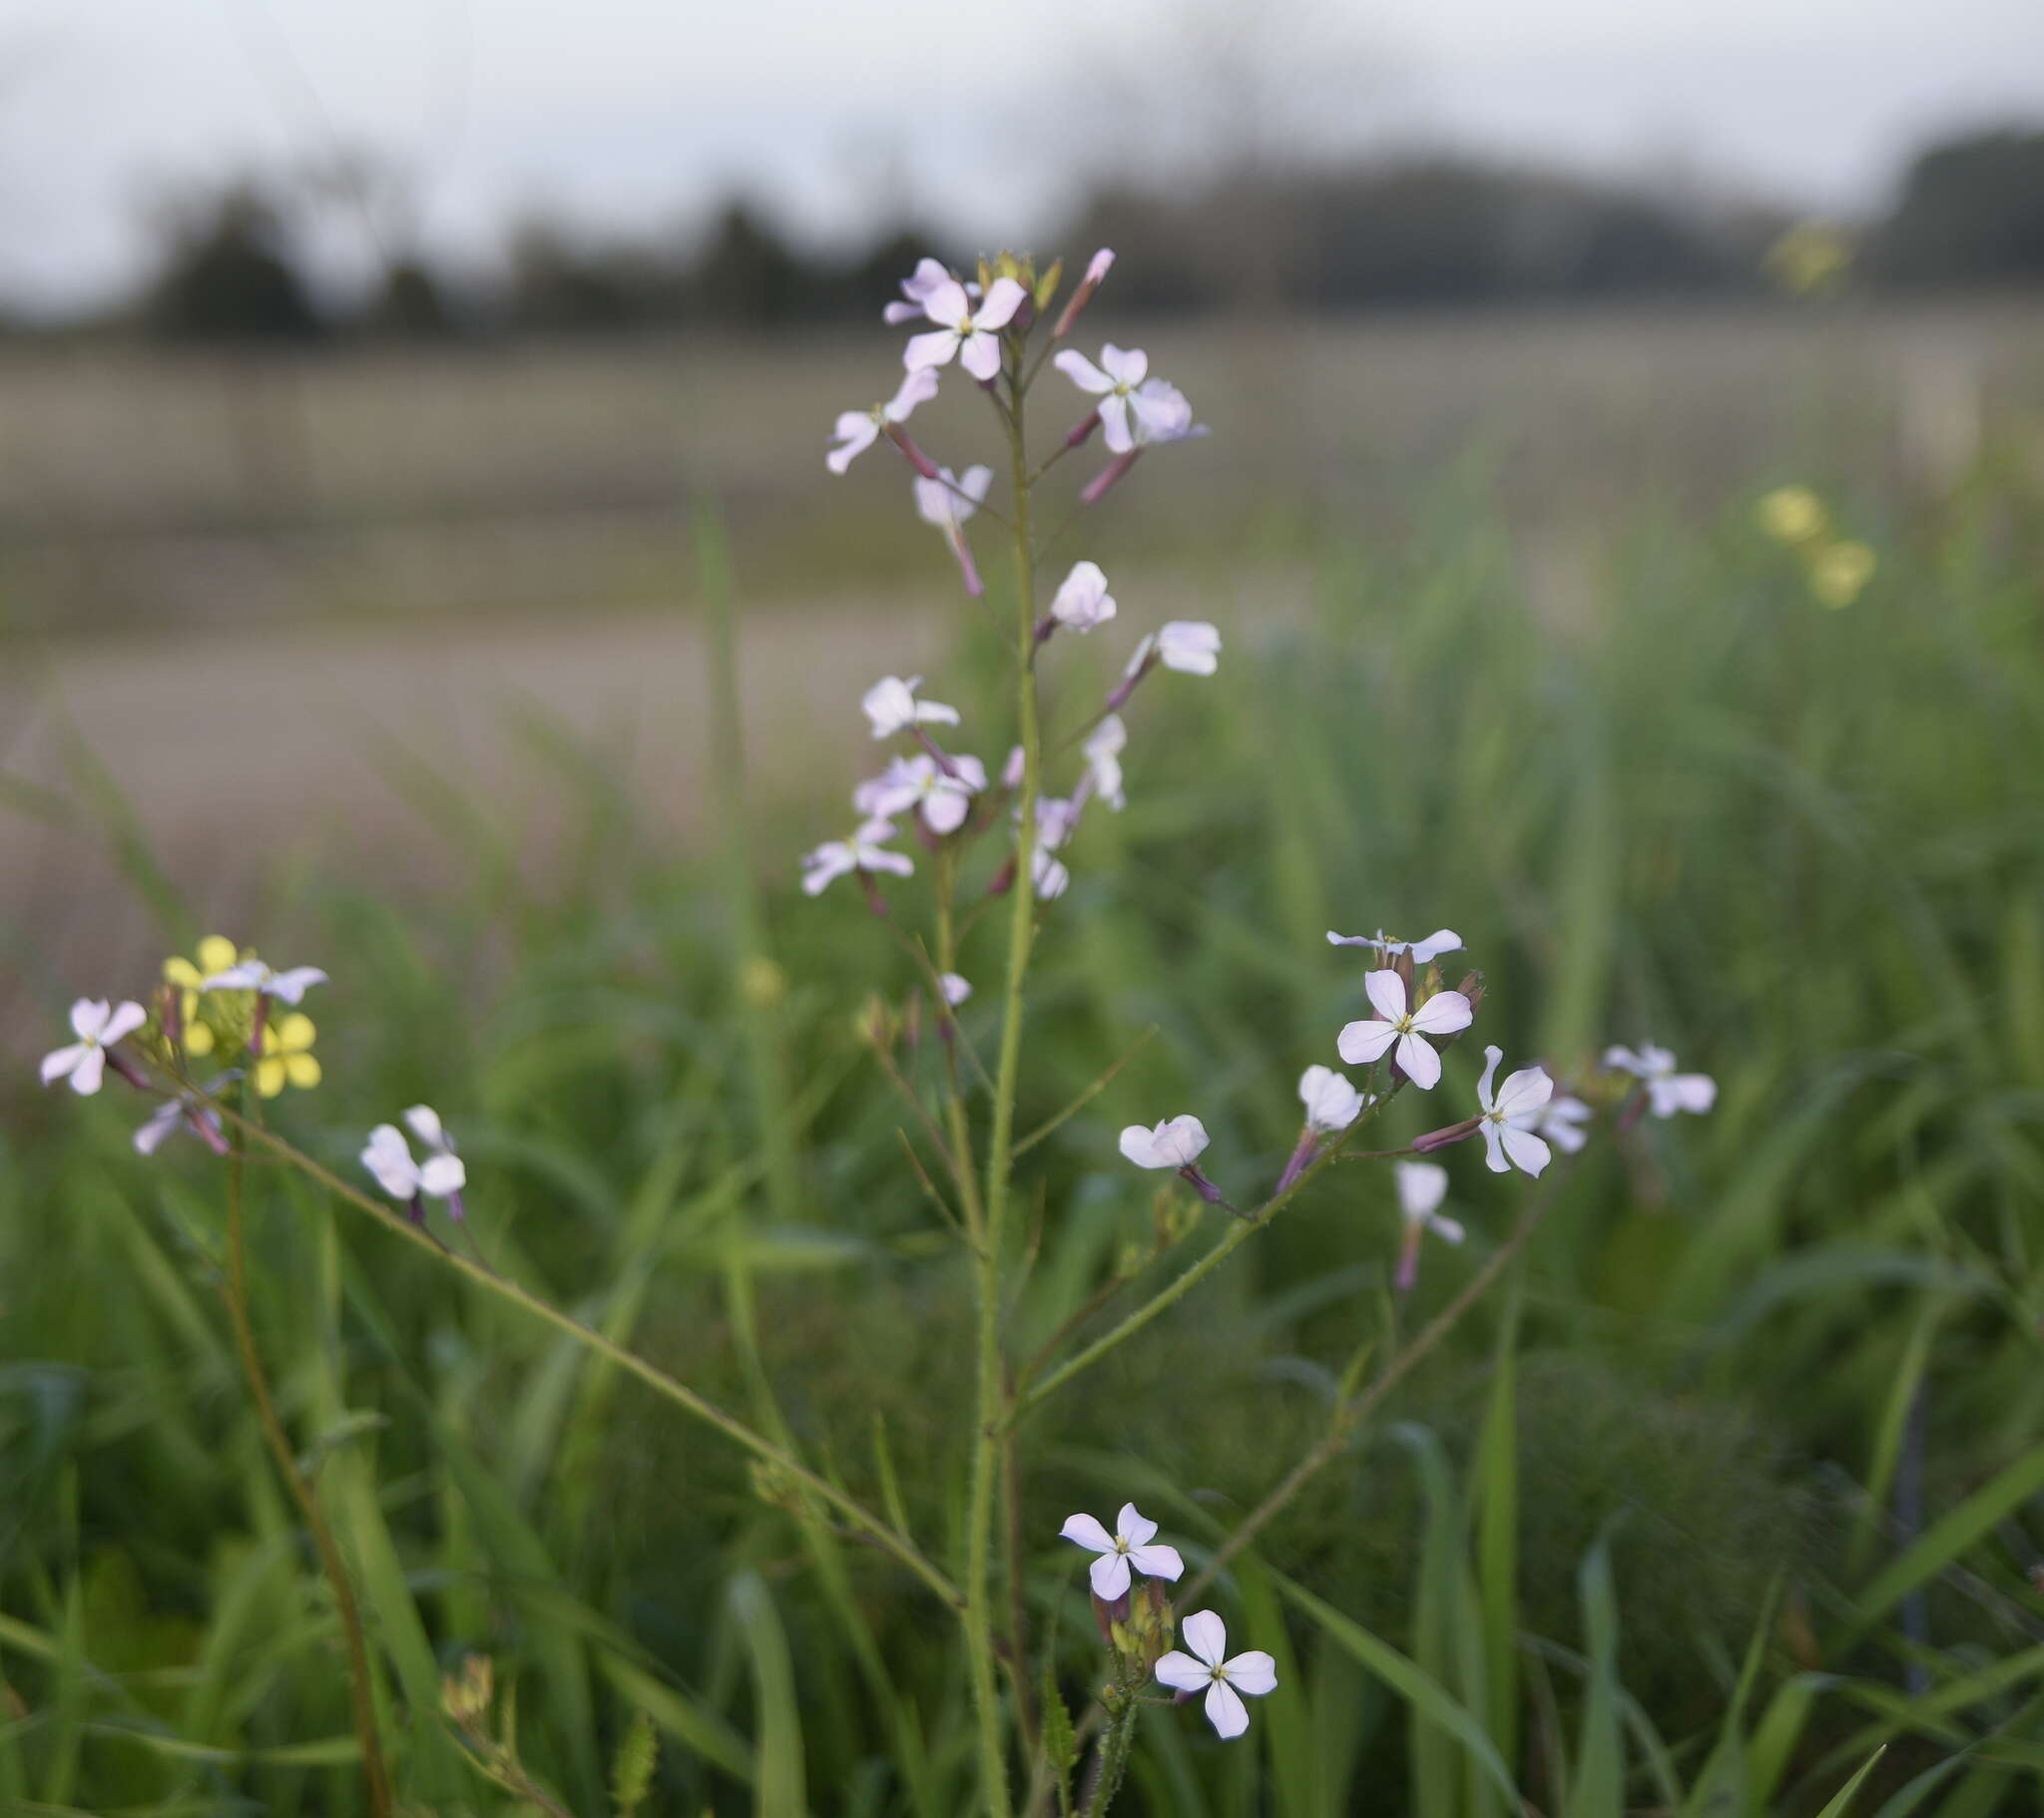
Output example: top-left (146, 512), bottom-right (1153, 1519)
top-left (1766, 220), bottom-right (1852, 297)
top-left (163, 935), bottom-right (242, 1057)
top-left (255, 1013), bottom-right (321, 1098)
top-left (1758, 486), bottom-right (1828, 546)
top-left (1807, 540), bottom-right (1876, 610)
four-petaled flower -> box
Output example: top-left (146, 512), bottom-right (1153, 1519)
top-left (827, 366), bottom-right (939, 474)
top-left (1603, 1044), bottom-right (1717, 1117)
top-left (362, 1105), bottom-right (468, 1205)
top-left (903, 275), bottom-right (1028, 381)
top-left (1156, 1610), bottom-right (1278, 1740)
top-left (1476, 1046), bottom-right (1553, 1175)
top-left (203, 957), bottom-right (328, 1005)
top-left (1053, 344), bottom-right (1183, 453)
top-left (939, 972), bottom-right (971, 1007)
top-left (1119, 1115), bottom-right (1209, 1170)
top-left (41, 998), bottom-right (146, 1096)
top-left (881, 255), bottom-right (960, 325)
top-left (1129, 622), bottom-right (1221, 678)
top-left (913, 465), bottom-right (996, 595)
top-left (1127, 377), bottom-right (1206, 447)
top-left (164, 935), bottom-right (240, 1056)
top-left (802, 817), bottom-right (914, 897)
top-left (1326, 927), bottom-right (1462, 965)
top-left (135, 1078), bottom-right (233, 1156)
top-left (1081, 715), bottom-right (1127, 810)
top-left (1538, 1090), bottom-right (1593, 1153)
top-left (1060, 1503), bottom-right (1185, 1600)
top-left (1049, 560), bottom-right (1117, 632)
top-left (1336, 971), bottom-right (1473, 1091)
top-left (855, 753), bottom-right (987, 836)
top-left (1298, 1064), bottom-right (1366, 1135)
top-left (254, 1014), bottom-right (321, 1098)
top-left (863, 675), bottom-right (961, 740)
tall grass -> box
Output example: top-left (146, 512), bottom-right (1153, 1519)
top-left (3, 451), bottom-right (2041, 1813)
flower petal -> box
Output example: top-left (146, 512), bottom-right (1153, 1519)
top-left (1395, 1032), bottom-right (1443, 1091)
top-left (958, 330), bottom-right (1001, 382)
top-left (1362, 970), bottom-right (1407, 1023)
top-left (1476, 1045), bottom-right (1503, 1111)
top-left (70, 998), bottom-right (110, 1040)
top-left (1480, 1120), bottom-right (1509, 1173)
top-left (1117, 1503), bottom-right (1157, 1547)
top-left (1181, 1609), bottom-right (1228, 1667)
top-left (1053, 348), bottom-right (1111, 394)
top-left (419, 1154), bottom-right (467, 1197)
top-left (69, 1046), bottom-right (106, 1095)
top-left (40, 1043), bottom-right (86, 1085)
top-left (975, 275), bottom-right (1026, 329)
top-left (1499, 1125), bottom-right (1552, 1176)
top-left (1493, 1066), bottom-right (1554, 1120)
top-left (1155, 1650), bottom-right (1209, 1693)
top-left (1408, 990), bottom-right (1472, 1036)
top-left (102, 1000), bottom-right (148, 1044)
top-left (1130, 1543), bottom-right (1184, 1581)
top-left (1060, 1512), bottom-right (1114, 1555)
top-left (902, 328), bottom-right (959, 371)
top-left (1223, 1650), bottom-right (1278, 1696)
top-left (1204, 1679), bottom-right (1251, 1739)
top-left (1336, 1020), bottom-right (1396, 1066)
top-left (1395, 1160), bottom-right (1449, 1219)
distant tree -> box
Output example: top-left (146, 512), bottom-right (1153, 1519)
top-left (503, 219), bottom-right (662, 332)
top-left (692, 201), bottom-right (808, 325)
top-left (1875, 127), bottom-right (2044, 284)
top-left (364, 256), bottom-right (459, 338)
top-left (147, 186), bottom-right (323, 342)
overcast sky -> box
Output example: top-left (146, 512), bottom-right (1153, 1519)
top-left (5, 0), bottom-right (2043, 310)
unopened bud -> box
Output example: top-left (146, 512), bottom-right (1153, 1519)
top-left (1065, 407), bottom-right (1102, 449)
top-left (854, 994), bottom-right (898, 1053)
top-left (1454, 972), bottom-right (1485, 1020)
top-left (1033, 256), bottom-right (1064, 314)
top-left (1178, 1163), bottom-right (1224, 1205)
top-left (885, 423), bottom-right (940, 480)
top-left (1079, 449), bottom-right (1141, 507)
top-left (1091, 1584), bottom-right (1129, 1646)
top-left (1052, 247), bottom-right (1115, 338)
top-left (1412, 1116), bottom-right (1482, 1153)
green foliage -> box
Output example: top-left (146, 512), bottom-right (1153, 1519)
top-left (4, 454), bottom-right (2044, 1813)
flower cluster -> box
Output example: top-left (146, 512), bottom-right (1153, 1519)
top-left (1061, 1502), bottom-right (1277, 1740)
top-left (1757, 484), bottom-right (1875, 609)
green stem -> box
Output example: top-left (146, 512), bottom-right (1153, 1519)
top-left (964, 350), bottom-right (1039, 1818)
top-left (211, 1103), bottom-right (963, 1612)
top-left (1077, 1696), bottom-right (1139, 1818)
top-left (223, 1124), bottom-right (395, 1818)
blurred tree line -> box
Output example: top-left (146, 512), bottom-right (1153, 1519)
top-left (107, 122), bottom-right (2044, 344)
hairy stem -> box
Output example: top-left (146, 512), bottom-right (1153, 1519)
top-left (224, 1129), bottom-right (394, 1817)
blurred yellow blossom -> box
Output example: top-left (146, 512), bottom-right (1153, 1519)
top-left (255, 1014), bottom-right (320, 1097)
top-left (1758, 486), bottom-right (1828, 546)
top-left (1807, 540), bottom-right (1876, 609)
top-left (1767, 221), bottom-right (1853, 297)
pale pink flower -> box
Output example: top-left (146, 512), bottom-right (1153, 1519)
top-left (854, 752), bottom-right (987, 836)
top-left (1393, 1160), bottom-right (1463, 1292)
top-left (1049, 560), bottom-right (1117, 633)
top-left (801, 817), bottom-right (914, 896)
top-left (913, 464), bottom-right (995, 595)
top-left (1080, 716), bottom-right (1127, 811)
top-left (1156, 1611), bottom-right (1278, 1740)
top-left (1539, 1091), bottom-right (1593, 1153)
top-left (1128, 622), bottom-right (1221, 678)
top-left (1604, 1044), bottom-right (1717, 1117)
top-left (1477, 1047), bottom-right (1554, 1175)
top-left (1060, 1502), bottom-right (1184, 1600)
top-left (1326, 928), bottom-right (1463, 964)
top-left (1335, 970), bottom-right (1473, 1091)
top-left (903, 276), bottom-right (1028, 382)
top-left (1053, 344), bottom-right (1154, 453)
top-left (1119, 1115), bottom-right (1209, 1169)
top-left (41, 998), bottom-right (146, 1096)
top-left (862, 675), bottom-right (960, 739)
top-left (881, 256), bottom-right (959, 325)
top-left (827, 366), bottom-right (939, 474)
top-left (939, 973), bottom-right (972, 1007)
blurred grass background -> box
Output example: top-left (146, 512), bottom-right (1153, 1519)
top-left (4, 317), bottom-right (2044, 1809)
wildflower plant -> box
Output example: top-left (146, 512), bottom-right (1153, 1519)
top-left (34, 244), bottom-right (1723, 1818)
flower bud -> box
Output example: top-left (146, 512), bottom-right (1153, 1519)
top-left (1052, 247), bottom-right (1114, 339)
top-left (1454, 971), bottom-right (1486, 1020)
top-left (1033, 256), bottom-right (1064, 314)
top-left (441, 1653), bottom-right (494, 1724)
top-left (1411, 1116), bottom-right (1481, 1153)
top-left (853, 994), bottom-right (898, 1054)
top-left (1080, 449), bottom-right (1141, 506)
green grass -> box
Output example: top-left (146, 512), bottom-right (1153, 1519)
top-left (3, 445), bottom-right (2043, 1814)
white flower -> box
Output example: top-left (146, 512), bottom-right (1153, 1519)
top-left (1156, 1611), bottom-right (1278, 1740)
top-left (1476, 1046), bottom-right (1554, 1175)
top-left (1603, 1044), bottom-right (1717, 1118)
top-left (1326, 928), bottom-right (1463, 965)
top-left (881, 255), bottom-right (959, 325)
top-left (1053, 344), bottom-right (1171, 454)
top-left (1032, 845), bottom-right (1071, 901)
top-left (913, 463), bottom-right (993, 534)
top-left (1032, 794), bottom-right (1084, 850)
top-left (134, 1076), bottom-right (235, 1156)
top-left (1060, 1502), bottom-right (1185, 1600)
top-left (854, 752), bottom-right (987, 835)
top-left (1049, 560), bottom-right (1117, 633)
top-left (1129, 377), bottom-right (1207, 446)
top-left (1127, 621), bottom-right (1221, 679)
top-left (862, 675), bottom-right (961, 739)
top-left (801, 817), bottom-right (914, 896)
top-left (41, 998), bottom-right (146, 1096)
top-left (362, 1108), bottom-right (467, 1202)
top-left (1394, 1160), bottom-right (1463, 1243)
top-left (1336, 971), bottom-right (1474, 1092)
top-left (903, 275), bottom-right (1028, 382)
top-left (1081, 716), bottom-right (1127, 811)
top-left (1538, 1091), bottom-right (1593, 1153)
top-left (1119, 1115), bottom-right (1209, 1169)
top-left (202, 958), bottom-right (327, 1004)
top-left (827, 366), bottom-right (939, 474)
top-left (939, 973), bottom-right (971, 1007)
top-left (1297, 1064), bottom-right (1366, 1135)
